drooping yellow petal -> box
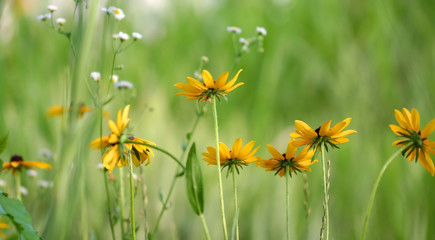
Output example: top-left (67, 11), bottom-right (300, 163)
top-left (419, 152), bottom-right (435, 176)
top-left (186, 77), bottom-right (207, 91)
top-left (89, 136), bottom-right (109, 149)
top-left (266, 144), bottom-right (285, 161)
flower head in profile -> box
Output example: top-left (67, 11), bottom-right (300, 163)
top-left (89, 105), bottom-right (155, 172)
top-left (45, 105), bottom-right (109, 118)
top-left (175, 69), bottom-right (244, 102)
top-left (2, 155), bottom-right (52, 175)
top-left (256, 140), bottom-right (317, 177)
top-left (290, 118), bottom-right (356, 152)
top-left (390, 108), bottom-right (435, 176)
top-left (202, 138), bottom-right (260, 175)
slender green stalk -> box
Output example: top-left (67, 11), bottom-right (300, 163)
top-left (212, 96), bottom-right (228, 240)
top-left (361, 146), bottom-right (407, 240)
top-left (285, 166), bottom-right (290, 240)
top-left (128, 155), bottom-right (136, 240)
top-left (151, 114), bottom-right (202, 238)
top-left (231, 165), bottom-right (239, 240)
top-left (80, 162), bottom-right (88, 240)
top-left (320, 144), bottom-right (329, 240)
top-left (145, 145), bottom-right (185, 170)
top-left (104, 170), bottom-right (116, 240)
top-left (119, 168), bottom-right (126, 239)
top-left (15, 174), bottom-right (21, 201)
top-left (199, 213), bottom-right (212, 240)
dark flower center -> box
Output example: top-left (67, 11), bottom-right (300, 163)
top-left (314, 126), bottom-right (321, 136)
top-left (10, 154), bottom-right (23, 162)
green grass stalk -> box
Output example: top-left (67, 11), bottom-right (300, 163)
top-left (119, 167), bottom-right (126, 239)
top-left (231, 165), bottom-right (239, 240)
top-left (361, 146), bottom-right (408, 240)
top-left (212, 96), bottom-right (228, 240)
top-left (286, 166), bottom-right (290, 240)
top-left (128, 155), bottom-right (136, 240)
top-left (15, 174), bottom-right (21, 201)
top-left (320, 144), bottom-right (329, 240)
top-left (200, 213), bottom-right (211, 240)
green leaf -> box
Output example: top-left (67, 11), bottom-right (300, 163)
top-left (0, 133), bottom-right (8, 154)
top-left (0, 191), bottom-right (40, 239)
top-left (185, 143), bottom-right (204, 215)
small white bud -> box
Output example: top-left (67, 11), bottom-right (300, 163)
top-left (39, 148), bottom-right (53, 159)
top-left (0, 179), bottom-right (6, 187)
top-left (239, 37), bottom-right (249, 45)
top-left (47, 5), bottom-right (58, 12)
top-left (201, 56), bottom-right (209, 63)
top-left (110, 75), bottom-right (119, 83)
top-left (132, 32), bottom-right (143, 40)
top-left (227, 26), bottom-right (242, 34)
top-left (56, 18), bottom-right (66, 26)
top-left (90, 72), bottom-right (101, 82)
top-left (118, 32), bottom-right (129, 42)
top-left (115, 80), bottom-right (134, 89)
top-left (37, 13), bottom-right (51, 22)
top-left (97, 163), bottom-right (104, 170)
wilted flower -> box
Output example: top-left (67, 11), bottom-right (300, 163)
top-left (115, 80), bottom-right (134, 89)
top-left (56, 18), bottom-right (66, 26)
top-left (132, 32), bottom-right (143, 40)
top-left (227, 26), bottom-right (242, 34)
top-left (256, 26), bottom-right (267, 36)
top-left (47, 5), bottom-right (58, 12)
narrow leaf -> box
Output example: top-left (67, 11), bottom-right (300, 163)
top-left (185, 143), bottom-right (204, 215)
top-left (0, 133), bottom-right (8, 154)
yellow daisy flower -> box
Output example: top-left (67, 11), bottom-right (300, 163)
top-left (90, 105), bottom-right (155, 172)
top-left (174, 69), bottom-right (244, 102)
top-left (256, 140), bottom-right (318, 177)
top-left (290, 118), bottom-right (356, 152)
top-left (2, 155), bottom-right (52, 175)
top-left (0, 222), bottom-right (8, 238)
top-left (389, 108), bottom-right (435, 176)
top-left (202, 138), bottom-right (260, 174)
top-left (46, 105), bottom-right (109, 118)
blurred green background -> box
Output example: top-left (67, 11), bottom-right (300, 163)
top-left (0, 0), bottom-right (435, 239)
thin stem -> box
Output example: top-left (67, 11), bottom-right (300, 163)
top-left (231, 165), bottom-right (239, 240)
top-left (285, 166), bottom-right (290, 240)
top-left (104, 170), bottom-right (116, 240)
top-left (15, 174), bottom-right (21, 201)
top-left (361, 146), bottom-right (408, 240)
top-left (80, 166), bottom-right (88, 240)
top-left (199, 213), bottom-right (211, 240)
top-left (212, 96), bottom-right (228, 240)
top-left (145, 145), bottom-right (185, 170)
top-left (119, 168), bottom-right (126, 239)
top-left (320, 144), bottom-right (329, 240)
top-left (129, 155), bottom-right (136, 240)
top-left (303, 173), bottom-right (310, 239)
top-left (150, 113), bottom-right (202, 238)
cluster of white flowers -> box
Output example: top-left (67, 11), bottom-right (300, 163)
top-left (239, 37), bottom-right (250, 52)
top-left (102, 6), bottom-right (125, 21)
top-left (37, 5), bottom-right (67, 28)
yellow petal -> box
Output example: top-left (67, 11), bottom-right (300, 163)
top-left (392, 140), bottom-right (406, 147)
top-left (109, 120), bottom-right (120, 136)
top-left (394, 109), bottom-right (407, 129)
top-left (328, 118), bottom-right (351, 136)
top-left (45, 106), bottom-right (64, 117)
top-left (411, 108), bottom-right (420, 132)
top-left (225, 82), bottom-right (244, 93)
top-left (239, 141), bottom-right (256, 159)
top-left (331, 130), bottom-right (357, 139)
top-left (231, 138), bottom-right (242, 158)
top-left (421, 118), bottom-right (435, 139)
top-left (266, 144), bottom-right (285, 160)
top-left (419, 152), bottom-right (435, 176)
top-left (201, 70), bottom-right (215, 89)
top-left (89, 136), bottom-right (109, 149)
top-left (289, 132), bottom-right (300, 138)
top-left (285, 140), bottom-right (297, 159)
top-left (402, 108), bottom-right (414, 131)
top-left (389, 124), bottom-right (405, 136)
top-left (219, 142), bottom-right (231, 161)
top-left (319, 120), bottom-right (331, 136)
top-left (294, 120), bottom-right (317, 139)
top-left (187, 77), bottom-right (207, 91)
top-left (174, 82), bottom-right (203, 93)
top-left (215, 72), bottom-right (229, 89)
top-left (220, 69), bottom-right (243, 91)
top-left (22, 161), bottom-right (52, 169)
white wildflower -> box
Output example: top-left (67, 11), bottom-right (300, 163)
top-left (115, 80), bottom-right (133, 89)
top-left (38, 180), bottom-right (54, 188)
top-left (110, 75), bottom-right (119, 83)
top-left (108, 6), bottom-right (125, 21)
top-left (56, 18), bottom-right (66, 26)
top-left (239, 37), bottom-right (249, 45)
top-left (227, 26), bottom-right (242, 34)
top-left (27, 169), bottom-right (38, 177)
top-left (39, 148), bottom-right (53, 159)
top-left (90, 72), bottom-right (101, 82)
top-left (201, 56), bottom-right (209, 63)
top-left (132, 32), bottom-right (143, 41)
top-left (20, 186), bottom-right (28, 196)
top-left (47, 5), bottom-right (58, 12)
top-left (256, 26), bottom-right (267, 36)
top-left (118, 32), bottom-right (129, 42)
top-left (37, 13), bottom-right (51, 22)
top-left (0, 179), bottom-right (6, 187)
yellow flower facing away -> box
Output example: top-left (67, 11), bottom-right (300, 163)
top-left (256, 140), bottom-right (318, 177)
top-left (174, 69), bottom-right (244, 102)
top-left (290, 118), bottom-right (356, 152)
top-left (0, 222), bottom-right (9, 238)
top-left (2, 155), bottom-right (52, 175)
top-left (46, 105), bottom-right (109, 118)
top-left (89, 105), bottom-right (155, 173)
top-left (202, 138), bottom-right (260, 175)
top-left (389, 108), bottom-right (435, 176)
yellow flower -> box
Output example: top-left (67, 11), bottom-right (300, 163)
top-left (202, 138), bottom-right (260, 174)
top-left (174, 69), bottom-right (244, 102)
top-left (46, 105), bottom-right (109, 118)
top-left (89, 105), bottom-right (155, 172)
top-left (389, 108), bottom-right (435, 176)
top-left (256, 140), bottom-right (318, 177)
top-left (0, 222), bottom-right (8, 238)
top-left (290, 118), bottom-right (356, 152)
top-left (2, 155), bottom-right (52, 175)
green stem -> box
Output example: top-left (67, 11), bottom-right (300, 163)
top-left (212, 96), bottom-right (228, 240)
top-left (361, 146), bottom-right (407, 240)
top-left (286, 166), bottom-right (290, 240)
top-left (231, 165), bottom-right (239, 240)
top-left (145, 145), bottom-right (185, 170)
top-left (104, 170), bottom-right (116, 240)
top-left (81, 165), bottom-right (88, 240)
top-left (150, 114), bottom-right (202, 238)
top-left (129, 155), bottom-right (136, 240)
top-left (320, 144), bottom-right (329, 240)
top-left (119, 168), bottom-right (126, 239)
top-left (199, 213), bottom-right (212, 240)
top-left (15, 174), bottom-right (21, 201)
